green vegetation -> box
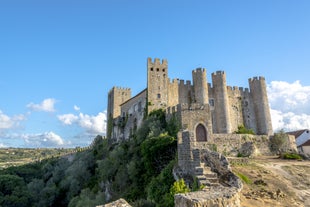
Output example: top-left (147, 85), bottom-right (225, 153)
top-left (270, 130), bottom-right (288, 153)
top-left (281, 153), bottom-right (302, 160)
top-left (237, 152), bottom-right (245, 157)
top-left (0, 109), bottom-right (182, 207)
top-left (235, 172), bottom-right (252, 184)
top-left (107, 113), bottom-right (113, 138)
top-left (235, 125), bottom-right (255, 135)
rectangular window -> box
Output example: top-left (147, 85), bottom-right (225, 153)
top-left (157, 94), bottom-right (161, 99)
top-left (209, 99), bottom-right (214, 106)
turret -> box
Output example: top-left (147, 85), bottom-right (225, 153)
top-left (211, 71), bottom-right (232, 133)
top-left (192, 68), bottom-right (208, 104)
top-left (107, 87), bottom-right (131, 138)
top-left (147, 57), bottom-right (169, 113)
top-left (249, 76), bottom-right (273, 135)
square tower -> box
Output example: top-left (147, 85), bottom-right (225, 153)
top-left (147, 58), bottom-right (169, 113)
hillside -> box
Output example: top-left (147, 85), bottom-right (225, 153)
top-left (231, 156), bottom-right (310, 207)
top-left (0, 148), bottom-right (75, 169)
top-left (0, 110), bottom-right (309, 207)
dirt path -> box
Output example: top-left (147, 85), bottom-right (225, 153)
top-left (260, 159), bottom-right (310, 206)
top-left (232, 157), bottom-right (310, 207)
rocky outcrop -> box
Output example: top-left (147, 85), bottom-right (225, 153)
top-left (175, 185), bottom-right (241, 207)
top-left (97, 198), bottom-right (132, 207)
top-left (200, 149), bottom-right (242, 189)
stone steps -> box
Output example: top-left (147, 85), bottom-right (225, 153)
top-left (195, 164), bottom-right (219, 187)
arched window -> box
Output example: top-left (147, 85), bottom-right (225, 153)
top-left (196, 124), bottom-right (207, 142)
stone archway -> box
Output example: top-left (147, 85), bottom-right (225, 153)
top-left (196, 124), bottom-right (207, 142)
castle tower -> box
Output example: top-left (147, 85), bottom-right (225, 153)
top-left (107, 87), bottom-right (132, 119)
top-left (212, 71), bottom-right (232, 133)
top-left (107, 87), bottom-right (131, 138)
top-left (147, 57), bottom-right (169, 113)
top-left (192, 68), bottom-right (208, 104)
top-left (249, 77), bottom-right (273, 135)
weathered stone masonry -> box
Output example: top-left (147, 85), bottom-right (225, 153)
top-left (107, 57), bottom-right (273, 141)
top-left (106, 57), bottom-right (276, 206)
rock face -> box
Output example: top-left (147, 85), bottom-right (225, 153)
top-left (97, 198), bottom-right (132, 207)
top-left (175, 185), bottom-right (241, 207)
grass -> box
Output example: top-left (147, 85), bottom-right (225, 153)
top-left (281, 153), bottom-right (302, 160)
top-left (235, 172), bottom-right (252, 184)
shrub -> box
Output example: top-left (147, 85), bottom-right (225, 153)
top-left (235, 125), bottom-right (255, 135)
top-left (270, 130), bottom-right (288, 153)
top-left (282, 153), bottom-right (302, 160)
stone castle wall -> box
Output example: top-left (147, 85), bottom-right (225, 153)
top-left (107, 87), bottom-right (131, 119)
top-left (111, 90), bottom-right (147, 141)
top-left (107, 57), bottom-right (273, 141)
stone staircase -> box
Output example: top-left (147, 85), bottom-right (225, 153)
top-left (195, 164), bottom-right (219, 187)
top-left (192, 148), bottom-right (219, 187)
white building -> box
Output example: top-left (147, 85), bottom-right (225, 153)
top-left (287, 129), bottom-right (310, 154)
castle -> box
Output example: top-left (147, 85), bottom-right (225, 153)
top-left (107, 57), bottom-right (273, 142)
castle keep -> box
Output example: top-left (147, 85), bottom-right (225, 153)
top-left (107, 58), bottom-right (273, 141)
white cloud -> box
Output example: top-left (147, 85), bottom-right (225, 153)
top-left (22, 131), bottom-right (65, 147)
top-left (78, 111), bottom-right (107, 134)
top-left (270, 109), bottom-right (310, 132)
top-left (74, 105), bottom-right (80, 111)
top-left (58, 114), bottom-right (78, 125)
top-left (27, 98), bottom-right (56, 112)
top-left (268, 81), bottom-right (310, 132)
top-left (0, 110), bottom-right (25, 130)
top-left (58, 111), bottom-right (107, 135)
top-left (0, 143), bottom-right (7, 148)
top-left (268, 81), bottom-right (310, 114)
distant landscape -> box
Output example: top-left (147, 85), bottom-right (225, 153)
top-left (0, 148), bottom-right (75, 169)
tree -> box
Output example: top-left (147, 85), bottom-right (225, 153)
top-left (270, 129), bottom-right (288, 153)
top-left (0, 174), bottom-right (31, 207)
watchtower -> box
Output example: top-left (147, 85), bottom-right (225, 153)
top-left (211, 71), bottom-right (232, 133)
top-left (249, 77), bottom-right (273, 135)
top-left (107, 87), bottom-right (131, 120)
top-left (192, 68), bottom-right (208, 104)
top-left (147, 58), bottom-right (169, 113)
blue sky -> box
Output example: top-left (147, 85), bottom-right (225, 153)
top-left (1, 0), bottom-right (310, 148)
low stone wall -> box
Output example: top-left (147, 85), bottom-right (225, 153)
top-left (175, 185), bottom-right (241, 207)
top-left (211, 134), bottom-right (271, 156)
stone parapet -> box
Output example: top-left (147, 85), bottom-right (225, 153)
top-left (175, 185), bottom-right (241, 207)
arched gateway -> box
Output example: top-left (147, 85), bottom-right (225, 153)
top-left (196, 124), bottom-right (207, 142)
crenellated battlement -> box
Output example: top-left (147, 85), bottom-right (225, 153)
top-left (107, 57), bottom-right (273, 141)
top-left (147, 57), bottom-right (168, 66)
top-left (169, 78), bottom-right (192, 86)
top-left (110, 86), bottom-right (131, 92)
top-left (226, 86), bottom-right (250, 93)
top-left (179, 103), bottom-right (208, 111)
top-left (212, 71), bottom-right (225, 76)
top-left (193, 67), bottom-right (206, 73)
top-left (109, 86), bottom-right (131, 93)
top-left (249, 76), bottom-right (265, 82)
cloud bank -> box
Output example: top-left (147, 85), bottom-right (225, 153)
top-left (27, 98), bottom-right (56, 112)
top-left (0, 110), bottom-right (25, 130)
top-left (268, 80), bottom-right (310, 132)
top-left (22, 131), bottom-right (65, 147)
top-left (58, 111), bottom-right (107, 135)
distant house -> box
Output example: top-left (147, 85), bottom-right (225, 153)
top-left (287, 129), bottom-right (310, 154)
top-left (299, 139), bottom-right (310, 155)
